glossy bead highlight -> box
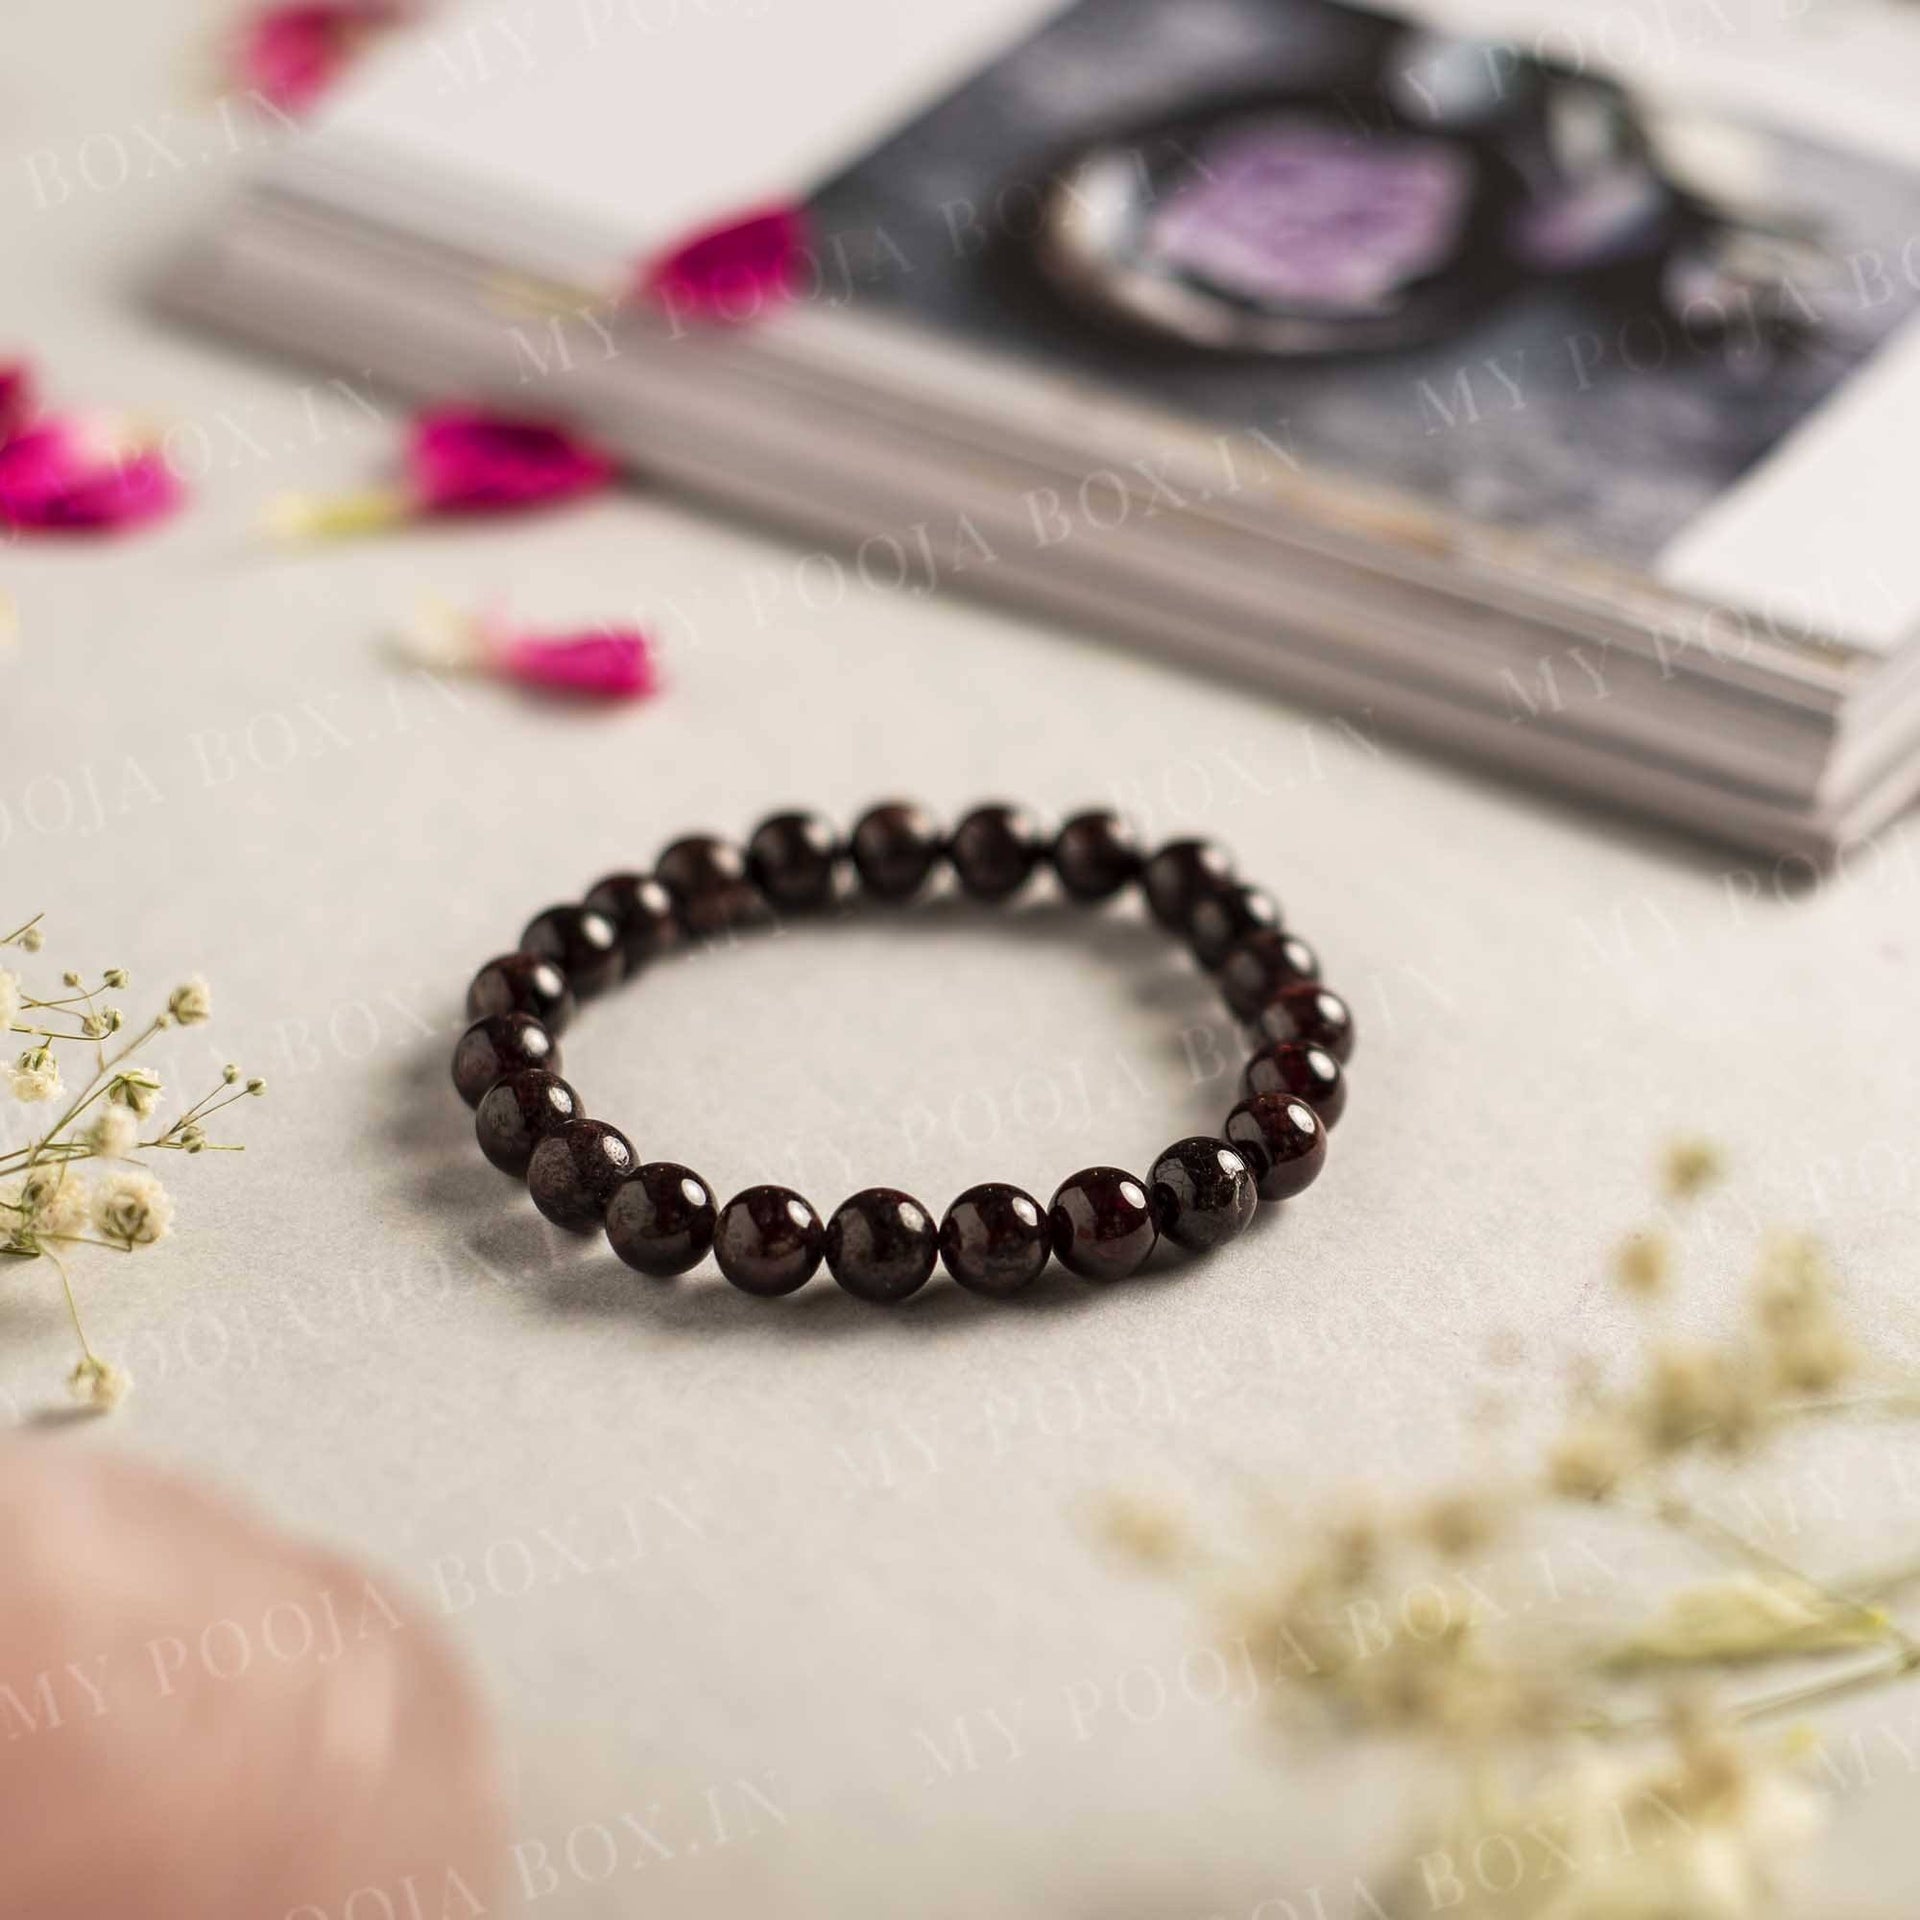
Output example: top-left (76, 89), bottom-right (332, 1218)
top-left (583, 872), bottom-right (682, 972)
top-left (1049, 1167), bottom-right (1157, 1280)
top-left (527, 1118), bottom-right (637, 1230)
top-left (1253, 983), bottom-right (1355, 1062)
top-left (1243, 1040), bottom-right (1346, 1127)
top-left (466, 951), bottom-right (575, 1036)
top-left (715, 1185), bottom-right (824, 1295)
top-left (825, 1187), bottom-right (938, 1303)
top-left (452, 1013), bottom-right (557, 1109)
top-left (1223, 1095), bottom-right (1328, 1201)
top-left (1148, 1137), bottom-right (1258, 1251)
top-left (938, 1184), bottom-right (1050, 1296)
top-left (474, 1068), bottom-right (579, 1175)
top-left (519, 904), bottom-right (623, 997)
top-left (606, 1162), bottom-right (717, 1277)
top-left (746, 810), bottom-right (842, 912)
top-left (1142, 839), bottom-right (1234, 931)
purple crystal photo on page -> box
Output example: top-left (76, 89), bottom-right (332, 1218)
top-left (806, 0), bottom-right (1920, 573)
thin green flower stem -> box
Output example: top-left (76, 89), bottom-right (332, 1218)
top-left (0, 914), bottom-right (44, 947)
top-left (40, 1245), bottom-right (96, 1367)
top-left (25, 1015), bottom-right (165, 1169)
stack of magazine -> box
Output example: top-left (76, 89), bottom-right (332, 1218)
top-left (164, 0), bottom-right (1920, 855)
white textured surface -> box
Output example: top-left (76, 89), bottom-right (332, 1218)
top-left (5, 3), bottom-right (1920, 1915)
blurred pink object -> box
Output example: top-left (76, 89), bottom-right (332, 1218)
top-left (0, 416), bottom-right (184, 534)
top-left (0, 1442), bottom-right (503, 1917)
top-left (494, 625), bottom-right (657, 700)
top-left (0, 360), bottom-right (36, 443)
top-left (398, 599), bottom-right (658, 703)
top-left (235, 2), bottom-right (405, 115)
top-left (406, 406), bottom-right (617, 514)
top-left (641, 203), bottom-right (810, 323)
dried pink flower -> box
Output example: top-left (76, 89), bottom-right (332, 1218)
top-left (234, 1), bottom-right (405, 115)
top-left (395, 600), bottom-right (657, 704)
top-left (640, 203), bottom-right (810, 325)
top-left (404, 407), bottom-right (616, 515)
top-left (491, 627), bottom-right (656, 701)
top-left (0, 417), bottom-right (183, 535)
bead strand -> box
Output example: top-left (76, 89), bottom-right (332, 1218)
top-left (455, 805), bottom-right (1352, 1303)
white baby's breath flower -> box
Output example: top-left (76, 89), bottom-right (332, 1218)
top-left (9, 1050), bottom-right (62, 1104)
top-left (17, 1165), bottom-right (90, 1240)
top-left (68, 1355), bottom-right (129, 1412)
top-left (92, 1169), bottom-right (173, 1247)
top-left (86, 1102), bottom-right (140, 1159)
top-left (167, 976), bottom-right (212, 1025)
top-left (0, 970), bottom-right (19, 1032)
top-left (1546, 1416), bottom-right (1639, 1502)
top-left (110, 1067), bottom-right (163, 1117)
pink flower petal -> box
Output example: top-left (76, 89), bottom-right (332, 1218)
top-left (640, 203), bottom-right (810, 325)
top-left (404, 407), bottom-right (617, 516)
top-left (235, 2), bottom-right (404, 116)
top-left (492, 627), bottom-right (657, 701)
top-left (0, 417), bottom-right (185, 534)
top-left (0, 361), bottom-right (36, 446)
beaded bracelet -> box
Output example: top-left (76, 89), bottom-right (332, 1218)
top-left (452, 804), bottom-right (1352, 1303)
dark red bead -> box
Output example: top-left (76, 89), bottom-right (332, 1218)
top-left (452, 1013), bottom-right (557, 1108)
top-left (1148, 1137), bottom-right (1258, 1251)
top-left (1253, 983), bottom-right (1355, 1062)
top-left (938, 1183), bottom-right (1050, 1296)
top-left (1243, 1040), bottom-right (1346, 1127)
top-left (850, 801), bottom-right (942, 901)
top-left (527, 1118), bottom-right (636, 1231)
top-left (746, 810), bottom-right (843, 912)
top-left (520, 904), bottom-right (623, 997)
top-left (1220, 930), bottom-right (1322, 1020)
top-left (655, 835), bottom-right (767, 938)
top-left (1142, 839), bottom-right (1234, 931)
top-left (474, 1069), bottom-right (580, 1175)
top-left (606, 1162), bottom-right (716, 1277)
top-left (1223, 1094), bottom-right (1327, 1201)
top-left (466, 951), bottom-right (575, 1036)
top-left (825, 1188), bottom-right (938, 1303)
top-left (1048, 1166), bottom-right (1157, 1281)
top-left (949, 803), bottom-right (1046, 902)
top-left (715, 1186), bottom-right (824, 1295)
top-left (584, 872), bottom-right (683, 971)
top-left (1051, 810), bottom-right (1142, 902)
top-left (1189, 884), bottom-right (1282, 970)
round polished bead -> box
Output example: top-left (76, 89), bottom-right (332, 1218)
top-left (1223, 1094), bottom-right (1328, 1201)
top-left (1048, 1166), bottom-right (1157, 1281)
top-left (1220, 930), bottom-right (1322, 1020)
top-left (466, 951), bottom-right (576, 1036)
top-left (746, 810), bottom-right (843, 912)
top-left (1243, 1039), bottom-right (1347, 1127)
top-left (527, 1118), bottom-right (636, 1231)
top-left (606, 1161), bottom-right (717, 1277)
top-left (1148, 1137), bottom-right (1259, 1251)
top-left (452, 1013), bottom-right (558, 1108)
top-left (850, 801), bottom-right (943, 902)
top-left (474, 1069), bottom-right (580, 1175)
top-left (1051, 810), bottom-right (1142, 902)
top-left (715, 1185), bottom-right (824, 1295)
top-left (519, 904), bottom-right (623, 997)
top-left (1189, 884), bottom-right (1282, 970)
top-left (1142, 838), bottom-right (1234, 931)
top-left (654, 835), bottom-right (767, 938)
top-left (584, 872), bottom-right (683, 972)
top-left (938, 1183), bottom-right (1050, 1297)
top-left (949, 803), bottom-right (1047, 903)
top-left (825, 1187), bottom-right (938, 1303)
top-left (1252, 983), bottom-right (1355, 1062)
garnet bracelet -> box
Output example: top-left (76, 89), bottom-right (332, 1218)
top-left (452, 803), bottom-right (1352, 1303)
